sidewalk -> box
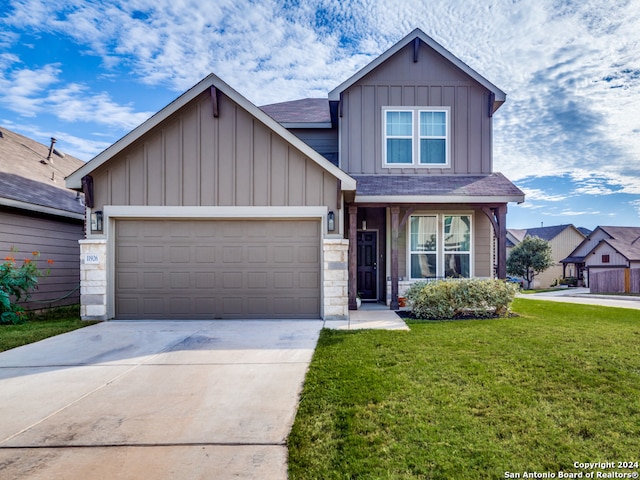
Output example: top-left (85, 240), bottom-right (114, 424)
top-left (324, 302), bottom-right (410, 331)
top-left (520, 287), bottom-right (640, 310)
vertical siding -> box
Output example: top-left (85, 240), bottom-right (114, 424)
top-left (0, 209), bottom-right (82, 309)
top-left (474, 212), bottom-right (492, 277)
top-left (534, 228), bottom-right (586, 288)
top-left (340, 42), bottom-right (493, 176)
top-left (90, 91), bottom-right (339, 212)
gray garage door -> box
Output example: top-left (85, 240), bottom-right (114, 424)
top-left (115, 219), bottom-right (320, 319)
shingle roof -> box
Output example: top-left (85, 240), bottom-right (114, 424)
top-left (598, 226), bottom-right (640, 243)
top-left (523, 224), bottom-right (573, 241)
top-left (260, 98), bottom-right (331, 125)
top-left (0, 126), bottom-right (85, 217)
top-left (353, 173), bottom-right (524, 201)
top-left (561, 225), bottom-right (640, 264)
top-left (601, 238), bottom-right (640, 261)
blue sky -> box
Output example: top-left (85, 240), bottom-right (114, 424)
top-left (1, 0), bottom-right (639, 230)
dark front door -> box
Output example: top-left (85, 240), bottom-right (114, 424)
top-left (357, 231), bottom-right (377, 300)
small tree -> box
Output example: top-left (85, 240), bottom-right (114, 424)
top-left (507, 236), bottom-right (554, 289)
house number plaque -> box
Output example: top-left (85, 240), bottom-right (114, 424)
top-left (84, 254), bottom-right (100, 265)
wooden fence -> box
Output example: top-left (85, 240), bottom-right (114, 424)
top-left (590, 268), bottom-right (640, 294)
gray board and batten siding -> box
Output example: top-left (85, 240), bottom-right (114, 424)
top-left (339, 40), bottom-right (493, 176)
top-left (89, 90), bottom-right (340, 212)
top-left (0, 209), bottom-right (82, 309)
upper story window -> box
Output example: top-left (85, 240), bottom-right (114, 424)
top-left (384, 107), bottom-right (450, 167)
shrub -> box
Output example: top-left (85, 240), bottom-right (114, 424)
top-left (559, 277), bottom-right (578, 287)
top-left (0, 249), bottom-right (51, 325)
top-left (405, 278), bottom-right (519, 320)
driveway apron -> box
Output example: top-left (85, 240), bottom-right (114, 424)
top-left (0, 320), bottom-right (323, 479)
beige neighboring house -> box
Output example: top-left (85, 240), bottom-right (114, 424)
top-left (0, 127), bottom-right (85, 310)
top-left (562, 226), bottom-right (640, 291)
top-left (507, 224), bottom-right (587, 288)
top-left (66, 28), bottom-right (525, 321)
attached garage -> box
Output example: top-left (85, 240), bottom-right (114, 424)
top-left (115, 219), bottom-right (321, 319)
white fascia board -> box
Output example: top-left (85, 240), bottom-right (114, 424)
top-left (103, 205), bottom-right (329, 219)
top-left (328, 28), bottom-right (506, 105)
top-left (0, 197), bottom-right (84, 220)
top-left (66, 74), bottom-right (220, 190)
top-left (67, 74), bottom-right (356, 192)
top-left (355, 194), bottom-right (525, 204)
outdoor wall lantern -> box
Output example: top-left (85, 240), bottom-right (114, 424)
top-left (328, 211), bottom-right (335, 231)
top-left (91, 210), bottom-right (103, 232)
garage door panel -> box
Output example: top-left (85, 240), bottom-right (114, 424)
top-left (170, 246), bottom-right (190, 263)
top-left (195, 272), bottom-right (215, 288)
top-left (170, 272), bottom-right (190, 289)
top-left (115, 219), bottom-right (320, 319)
top-left (195, 246), bottom-right (215, 263)
top-left (144, 246), bottom-right (163, 263)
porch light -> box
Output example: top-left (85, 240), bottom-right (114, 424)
top-left (91, 210), bottom-right (103, 232)
top-left (328, 211), bottom-right (335, 231)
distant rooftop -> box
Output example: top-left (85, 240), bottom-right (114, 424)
top-left (0, 126), bottom-right (85, 217)
top-left (260, 98), bottom-right (331, 126)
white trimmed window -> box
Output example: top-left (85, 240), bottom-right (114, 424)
top-left (384, 107), bottom-right (450, 166)
top-left (409, 214), bottom-right (472, 279)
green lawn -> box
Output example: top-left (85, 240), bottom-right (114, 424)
top-left (0, 306), bottom-right (96, 353)
top-left (288, 298), bottom-right (640, 479)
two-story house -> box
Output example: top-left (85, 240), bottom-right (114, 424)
top-left (66, 29), bottom-right (524, 321)
top-left (507, 224), bottom-right (587, 288)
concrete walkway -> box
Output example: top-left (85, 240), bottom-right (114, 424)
top-left (324, 302), bottom-right (410, 331)
top-left (0, 320), bottom-right (323, 480)
top-left (519, 287), bottom-right (640, 310)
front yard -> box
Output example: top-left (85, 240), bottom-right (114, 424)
top-left (288, 298), bottom-right (640, 479)
top-left (0, 306), bottom-right (95, 352)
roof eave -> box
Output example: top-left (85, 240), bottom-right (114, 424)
top-left (0, 196), bottom-right (84, 220)
top-left (354, 194), bottom-right (525, 204)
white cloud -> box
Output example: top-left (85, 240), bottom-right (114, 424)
top-left (520, 187), bottom-right (570, 202)
top-left (1, 0), bottom-right (640, 187)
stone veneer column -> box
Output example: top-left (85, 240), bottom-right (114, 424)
top-left (79, 239), bottom-right (108, 321)
top-left (322, 238), bottom-right (349, 320)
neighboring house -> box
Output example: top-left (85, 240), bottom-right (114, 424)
top-left (66, 29), bottom-right (524, 321)
top-left (506, 224), bottom-right (587, 288)
top-left (0, 127), bottom-right (85, 310)
top-left (562, 226), bottom-right (640, 290)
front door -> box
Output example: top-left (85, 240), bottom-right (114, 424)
top-left (357, 231), bottom-right (377, 300)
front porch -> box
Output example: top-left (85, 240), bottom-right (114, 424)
top-left (346, 203), bottom-right (509, 311)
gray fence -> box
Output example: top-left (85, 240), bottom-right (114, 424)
top-left (590, 268), bottom-right (640, 294)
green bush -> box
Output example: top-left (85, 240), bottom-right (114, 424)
top-left (559, 277), bottom-right (578, 287)
top-left (405, 278), bottom-right (519, 320)
top-left (0, 249), bottom-right (51, 325)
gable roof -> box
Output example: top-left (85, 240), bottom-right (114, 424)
top-left (507, 229), bottom-right (527, 243)
top-left (66, 74), bottom-right (356, 191)
top-left (525, 224), bottom-right (581, 242)
top-left (597, 226), bottom-right (640, 243)
top-left (562, 225), bottom-right (640, 263)
top-left (0, 127), bottom-right (85, 219)
top-left (590, 238), bottom-right (640, 262)
top-left (328, 28), bottom-right (506, 112)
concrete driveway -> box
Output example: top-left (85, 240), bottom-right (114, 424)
top-left (0, 320), bottom-right (323, 480)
